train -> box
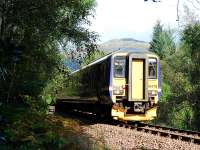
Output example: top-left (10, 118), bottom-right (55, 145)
top-left (57, 49), bottom-right (161, 121)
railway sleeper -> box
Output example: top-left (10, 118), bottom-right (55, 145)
top-left (170, 134), bottom-right (179, 139)
top-left (151, 130), bottom-right (158, 135)
top-left (159, 132), bottom-right (169, 137)
top-left (181, 136), bottom-right (192, 142)
top-left (194, 139), bottom-right (200, 144)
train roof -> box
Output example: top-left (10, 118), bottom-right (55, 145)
top-left (71, 50), bottom-right (117, 74)
top-left (71, 48), bottom-right (156, 74)
top-left (119, 48), bottom-right (148, 53)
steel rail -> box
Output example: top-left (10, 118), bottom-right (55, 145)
top-left (56, 107), bottom-right (200, 145)
top-left (115, 121), bottom-right (200, 144)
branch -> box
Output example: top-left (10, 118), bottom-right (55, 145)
top-left (187, 0), bottom-right (200, 10)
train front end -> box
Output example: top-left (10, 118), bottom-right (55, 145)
top-left (111, 51), bottom-right (161, 121)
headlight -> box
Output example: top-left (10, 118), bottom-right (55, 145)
top-left (113, 86), bottom-right (124, 95)
top-left (148, 90), bottom-right (157, 96)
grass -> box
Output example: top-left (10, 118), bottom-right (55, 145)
top-left (0, 104), bottom-right (107, 150)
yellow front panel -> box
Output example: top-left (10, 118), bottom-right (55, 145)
top-left (132, 59), bottom-right (144, 100)
top-left (112, 78), bottom-right (126, 102)
top-left (148, 79), bottom-right (159, 103)
top-left (148, 80), bottom-right (158, 90)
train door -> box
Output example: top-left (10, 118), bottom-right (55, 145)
top-left (131, 59), bottom-right (144, 100)
top-left (128, 55), bottom-right (147, 101)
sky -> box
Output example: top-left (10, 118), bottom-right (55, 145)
top-left (89, 0), bottom-right (199, 43)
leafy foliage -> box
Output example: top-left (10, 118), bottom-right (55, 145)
top-left (81, 50), bottom-right (106, 66)
top-left (154, 20), bottom-right (200, 130)
top-left (169, 101), bottom-right (193, 130)
top-left (1, 105), bottom-right (102, 150)
top-left (0, 0), bottom-right (97, 105)
top-left (0, 1), bottom-right (98, 148)
top-left (149, 21), bottom-right (176, 59)
top-left (159, 81), bottom-right (171, 103)
top-left (181, 24), bottom-right (200, 129)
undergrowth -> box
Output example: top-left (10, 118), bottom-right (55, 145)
top-left (0, 104), bottom-right (106, 150)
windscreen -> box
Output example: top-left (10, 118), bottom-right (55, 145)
top-left (148, 58), bottom-right (157, 79)
top-left (114, 56), bottom-right (126, 78)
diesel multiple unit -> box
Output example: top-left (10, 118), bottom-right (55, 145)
top-left (58, 49), bottom-right (161, 121)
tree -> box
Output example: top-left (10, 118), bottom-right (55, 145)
top-left (81, 50), bottom-right (105, 66)
top-left (182, 23), bottom-right (200, 97)
top-left (157, 23), bottom-right (200, 130)
top-left (0, 0), bottom-right (97, 103)
top-left (149, 21), bottom-right (176, 59)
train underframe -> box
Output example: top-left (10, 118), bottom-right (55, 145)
top-left (111, 101), bottom-right (157, 121)
top-left (56, 99), bottom-right (157, 122)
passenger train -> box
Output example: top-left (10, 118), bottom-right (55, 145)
top-left (57, 49), bottom-right (161, 121)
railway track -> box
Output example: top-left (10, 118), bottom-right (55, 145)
top-left (112, 121), bottom-right (200, 144)
top-left (57, 108), bottom-right (200, 145)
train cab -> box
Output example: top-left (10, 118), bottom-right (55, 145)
top-left (111, 51), bottom-right (161, 121)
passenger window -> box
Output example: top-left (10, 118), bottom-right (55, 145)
top-left (114, 56), bottom-right (126, 78)
top-left (148, 58), bottom-right (157, 79)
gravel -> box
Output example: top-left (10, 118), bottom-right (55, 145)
top-left (81, 123), bottom-right (200, 150)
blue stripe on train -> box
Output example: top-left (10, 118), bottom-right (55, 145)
top-left (109, 57), bottom-right (112, 99)
top-left (158, 61), bottom-right (161, 100)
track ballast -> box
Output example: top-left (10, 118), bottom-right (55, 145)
top-left (60, 108), bottom-right (200, 145)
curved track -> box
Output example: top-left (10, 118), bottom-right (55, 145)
top-left (57, 108), bottom-right (200, 145)
top-left (114, 121), bottom-right (200, 144)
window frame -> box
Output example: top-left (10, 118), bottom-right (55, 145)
top-left (113, 56), bottom-right (126, 78)
top-left (148, 57), bottom-right (157, 79)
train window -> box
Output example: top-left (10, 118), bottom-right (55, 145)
top-left (114, 56), bottom-right (126, 78)
top-left (148, 58), bottom-right (157, 79)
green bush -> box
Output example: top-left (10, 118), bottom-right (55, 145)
top-left (169, 101), bottom-right (193, 129)
top-left (1, 105), bottom-right (101, 150)
top-left (160, 81), bottom-right (171, 103)
top-left (151, 22), bottom-right (200, 130)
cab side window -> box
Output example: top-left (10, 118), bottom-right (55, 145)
top-left (148, 58), bottom-right (157, 79)
top-left (114, 56), bottom-right (126, 78)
